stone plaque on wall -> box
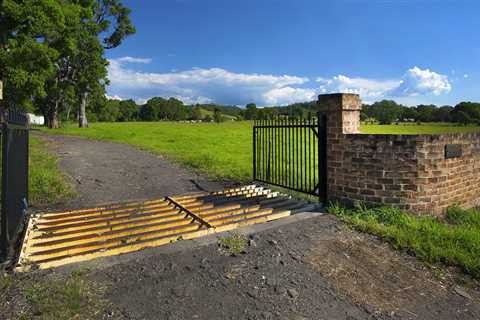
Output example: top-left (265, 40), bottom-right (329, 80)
top-left (445, 144), bottom-right (462, 159)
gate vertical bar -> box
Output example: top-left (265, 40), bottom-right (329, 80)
top-left (303, 118), bottom-right (306, 191)
top-left (295, 117), bottom-right (299, 190)
top-left (280, 116), bottom-right (284, 185)
top-left (253, 122), bottom-right (256, 181)
top-left (308, 114), bottom-right (312, 193)
top-left (313, 116), bottom-right (317, 194)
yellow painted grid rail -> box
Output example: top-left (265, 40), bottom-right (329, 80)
top-left (17, 185), bottom-right (318, 270)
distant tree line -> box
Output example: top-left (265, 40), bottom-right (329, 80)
top-left (80, 95), bottom-right (480, 126)
top-left (83, 98), bottom-right (318, 123)
top-left (361, 100), bottom-right (480, 125)
top-left (85, 96), bottom-right (243, 123)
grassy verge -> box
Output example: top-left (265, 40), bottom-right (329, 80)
top-left (328, 203), bottom-right (480, 278)
top-left (41, 122), bottom-right (480, 183)
top-left (29, 136), bottom-right (75, 206)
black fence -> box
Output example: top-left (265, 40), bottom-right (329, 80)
top-left (1, 108), bottom-right (29, 260)
top-left (253, 112), bottom-right (327, 201)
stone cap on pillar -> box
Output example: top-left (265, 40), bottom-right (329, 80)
top-left (317, 93), bottom-right (362, 134)
top-left (317, 93), bottom-right (362, 112)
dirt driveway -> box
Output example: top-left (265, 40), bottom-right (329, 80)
top-left (23, 134), bottom-right (480, 319)
top-left (37, 133), bottom-right (230, 210)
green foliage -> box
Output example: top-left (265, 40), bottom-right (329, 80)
top-left (213, 107), bottom-right (224, 123)
top-left (361, 100), bottom-right (480, 126)
top-left (328, 203), bottom-right (480, 279)
top-left (362, 100), bottom-right (403, 124)
top-left (243, 103), bottom-right (257, 120)
top-left (446, 205), bottom-right (480, 227)
top-left (117, 99), bottom-right (138, 121)
top-left (0, 0), bottom-right (65, 109)
top-left (139, 97), bottom-right (188, 121)
top-left (0, 0), bottom-right (135, 127)
top-left (450, 102), bottom-right (480, 125)
top-left (188, 106), bottom-right (203, 120)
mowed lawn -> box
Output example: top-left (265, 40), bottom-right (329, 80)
top-left (44, 122), bottom-right (480, 183)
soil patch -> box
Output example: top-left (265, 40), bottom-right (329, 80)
top-left (308, 229), bottom-right (480, 317)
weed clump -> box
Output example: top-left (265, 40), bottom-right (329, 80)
top-left (218, 232), bottom-right (248, 256)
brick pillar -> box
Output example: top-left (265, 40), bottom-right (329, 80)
top-left (317, 93), bottom-right (362, 204)
top-left (317, 93), bottom-right (361, 135)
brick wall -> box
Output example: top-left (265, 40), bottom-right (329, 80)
top-left (318, 93), bottom-right (480, 215)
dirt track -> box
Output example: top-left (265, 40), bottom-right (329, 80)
top-left (28, 133), bottom-right (480, 319)
top-left (37, 133), bottom-right (230, 210)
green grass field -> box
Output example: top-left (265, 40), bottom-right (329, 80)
top-left (43, 121), bottom-right (480, 184)
top-left (362, 122), bottom-right (480, 134)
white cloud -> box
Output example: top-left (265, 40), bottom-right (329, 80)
top-left (391, 67), bottom-right (451, 96)
top-left (464, 74), bottom-right (469, 79)
top-left (107, 57), bottom-right (310, 106)
top-left (105, 94), bottom-right (123, 100)
top-left (316, 67), bottom-right (451, 101)
top-left (116, 56), bottom-right (152, 64)
top-left (106, 58), bottom-right (452, 106)
top-left (262, 87), bottom-right (316, 106)
top-left (316, 75), bottom-right (400, 99)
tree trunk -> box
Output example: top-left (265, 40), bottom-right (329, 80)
top-left (65, 101), bottom-right (72, 121)
top-left (79, 91), bottom-right (88, 128)
top-left (47, 102), bottom-right (60, 129)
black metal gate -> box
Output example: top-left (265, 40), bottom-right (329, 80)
top-left (253, 112), bottom-right (327, 201)
top-left (1, 108), bottom-right (29, 259)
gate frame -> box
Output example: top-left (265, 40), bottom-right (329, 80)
top-left (253, 112), bottom-right (328, 202)
top-left (0, 108), bottom-right (30, 260)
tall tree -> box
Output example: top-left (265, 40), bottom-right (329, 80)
top-left (75, 0), bottom-right (135, 128)
top-left (244, 103), bottom-right (257, 120)
top-left (37, 1), bottom-right (90, 128)
top-left (0, 0), bottom-right (64, 111)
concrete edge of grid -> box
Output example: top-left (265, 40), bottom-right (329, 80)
top-left (47, 210), bottom-right (328, 275)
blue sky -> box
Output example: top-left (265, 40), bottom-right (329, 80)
top-left (106, 0), bottom-right (479, 107)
